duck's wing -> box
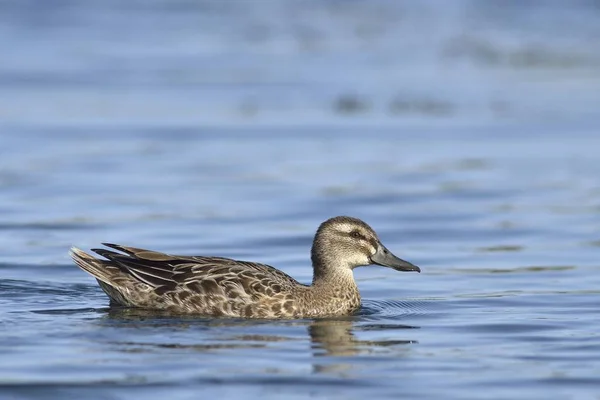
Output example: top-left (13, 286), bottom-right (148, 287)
top-left (87, 243), bottom-right (303, 298)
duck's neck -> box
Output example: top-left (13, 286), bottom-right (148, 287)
top-left (306, 235), bottom-right (361, 315)
top-left (308, 258), bottom-right (361, 314)
top-left (310, 236), bottom-right (350, 285)
top-left (311, 259), bottom-right (355, 286)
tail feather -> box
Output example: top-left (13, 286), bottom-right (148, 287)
top-left (70, 246), bottom-right (118, 285)
top-left (70, 246), bottom-right (138, 306)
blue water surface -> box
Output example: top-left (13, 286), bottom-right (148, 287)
top-left (1, 1), bottom-right (600, 399)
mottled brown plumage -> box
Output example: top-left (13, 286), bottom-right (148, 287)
top-left (70, 216), bottom-right (420, 318)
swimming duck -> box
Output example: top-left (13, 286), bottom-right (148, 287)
top-left (71, 216), bottom-right (420, 318)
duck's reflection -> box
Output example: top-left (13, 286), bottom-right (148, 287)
top-left (308, 318), bottom-right (417, 375)
top-left (309, 319), bottom-right (417, 356)
top-left (102, 307), bottom-right (418, 374)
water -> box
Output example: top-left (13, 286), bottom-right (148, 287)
top-left (1, 1), bottom-right (600, 399)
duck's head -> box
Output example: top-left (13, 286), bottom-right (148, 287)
top-left (311, 216), bottom-right (420, 274)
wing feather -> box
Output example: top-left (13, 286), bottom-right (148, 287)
top-left (90, 244), bottom-right (303, 301)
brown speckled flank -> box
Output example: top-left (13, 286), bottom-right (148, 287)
top-left (70, 216), bottom-right (420, 318)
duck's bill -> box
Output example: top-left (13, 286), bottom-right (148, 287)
top-left (371, 244), bottom-right (421, 273)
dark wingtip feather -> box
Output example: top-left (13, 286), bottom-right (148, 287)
top-left (102, 243), bottom-right (126, 251)
top-left (101, 243), bottom-right (156, 257)
top-left (101, 243), bottom-right (139, 256)
top-left (92, 248), bottom-right (126, 261)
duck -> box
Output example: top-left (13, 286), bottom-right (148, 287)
top-left (70, 216), bottom-right (420, 318)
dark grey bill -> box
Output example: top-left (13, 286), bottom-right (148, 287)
top-left (371, 244), bottom-right (421, 272)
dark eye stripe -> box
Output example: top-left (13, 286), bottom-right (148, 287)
top-left (350, 230), bottom-right (362, 239)
top-left (348, 230), bottom-right (377, 247)
top-left (346, 231), bottom-right (379, 252)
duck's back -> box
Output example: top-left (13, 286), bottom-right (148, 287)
top-left (71, 244), bottom-right (308, 318)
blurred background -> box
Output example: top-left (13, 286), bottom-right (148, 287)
top-left (3, 0), bottom-right (600, 127)
top-left (1, 1), bottom-right (600, 399)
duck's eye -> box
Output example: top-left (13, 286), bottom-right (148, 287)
top-left (350, 230), bottom-right (362, 239)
